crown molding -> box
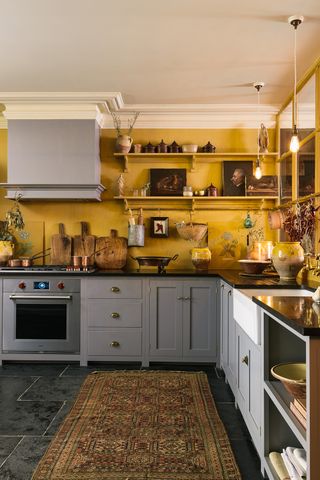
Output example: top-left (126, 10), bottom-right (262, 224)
top-left (0, 92), bottom-right (123, 126)
top-left (0, 93), bottom-right (281, 129)
top-left (102, 103), bottom-right (280, 129)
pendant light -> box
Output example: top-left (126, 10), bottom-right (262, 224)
top-left (253, 81), bottom-right (264, 179)
top-left (288, 15), bottom-right (304, 153)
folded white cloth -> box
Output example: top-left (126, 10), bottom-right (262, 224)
top-left (286, 447), bottom-right (306, 478)
top-left (281, 450), bottom-right (301, 480)
top-left (293, 448), bottom-right (307, 474)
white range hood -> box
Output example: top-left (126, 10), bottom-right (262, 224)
top-left (0, 93), bottom-right (119, 201)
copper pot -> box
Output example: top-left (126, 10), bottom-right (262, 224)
top-left (8, 258), bottom-right (22, 267)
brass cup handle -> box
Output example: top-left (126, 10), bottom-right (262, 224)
top-left (183, 296), bottom-right (191, 300)
top-left (111, 312), bottom-right (120, 318)
top-left (111, 286), bottom-right (120, 293)
top-left (110, 341), bottom-right (120, 347)
top-left (177, 296), bottom-right (183, 300)
top-left (241, 355), bottom-right (249, 365)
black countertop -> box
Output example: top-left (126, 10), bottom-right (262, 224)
top-left (253, 295), bottom-right (320, 336)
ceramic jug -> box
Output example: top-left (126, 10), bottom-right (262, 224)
top-left (191, 247), bottom-right (211, 270)
top-left (271, 242), bottom-right (304, 280)
top-left (115, 135), bottom-right (133, 154)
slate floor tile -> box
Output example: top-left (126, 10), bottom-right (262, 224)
top-left (0, 437), bottom-right (21, 466)
top-left (0, 436), bottom-right (52, 480)
top-left (19, 376), bottom-right (85, 402)
top-left (0, 377), bottom-right (36, 403)
top-left (214, 403), bottom-right (252, 440)
top-left (0, 363), bottom-right (69, 377)
top-left (208, 377), bottom-right (235, 403)
top-left (44, 400), bottom-right (72, 436)
top-left (230, 437), bottom-right (264, 479)
top-left (0, 401), bottom-right (63, 436)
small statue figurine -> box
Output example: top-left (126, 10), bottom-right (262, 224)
top-left (259, 123), bottom-right (269, 153)
top-left (117, 173), bottom-right (125, 197)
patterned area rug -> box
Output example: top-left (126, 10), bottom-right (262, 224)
top-left (32, 370), bottom-right (241, 479)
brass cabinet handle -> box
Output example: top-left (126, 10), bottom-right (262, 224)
top-left (110, 341), bottom-right (120, 347)
top-left (177, 296), bottom-right (183, 300)
top-left (241, 355), bottom-right (249, 365)
top-left (111, 312), bottom-right (120, 318)
top-left (111, 286), bottom-right (120, 293)
top-left (221, 284), bottom-right (224, 289)
top-left (228, 290), bottom-right (232, 296)
top-left (184, 296), bottom-right (191, 300)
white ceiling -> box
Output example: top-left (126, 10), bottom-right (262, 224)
top-left (1, 0), bottom-right (320, 111)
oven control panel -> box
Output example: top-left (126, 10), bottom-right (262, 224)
top-left (4, 278), bottom-right (80, 293)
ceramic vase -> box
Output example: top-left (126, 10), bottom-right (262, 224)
top-left (271, 242), bottom-right (304, 280)
top-left (191, 247), bottom-right (211, 270)
top-left (115, 135), bottom-right (133, 153)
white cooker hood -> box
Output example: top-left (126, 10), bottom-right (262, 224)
top-left (0, 94), bottom-right (118, 201)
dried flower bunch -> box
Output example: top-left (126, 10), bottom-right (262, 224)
top-left (111, 111), bottom-right (140, 136)
top-left (283, 200), bottom-right (317, 252)
top-left (0, 194), bottom-right (26, 241)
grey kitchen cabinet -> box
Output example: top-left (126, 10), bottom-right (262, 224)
top-left (236, 323), bottom-right (262, 455)
top-left (149, 278), bottom-right (218, 362)
top-left (219, 281), bottom-right (237, 394)
top-left (83, 278), bottom-right (146, 364)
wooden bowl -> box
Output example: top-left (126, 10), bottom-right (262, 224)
top-left (238, 259), bottom-right (271, 274)
top-left (271, 363), bottom-right (306, 399)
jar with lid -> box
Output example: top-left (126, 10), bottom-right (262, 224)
top-left (183, 186), bottom-right (193, 197)
top-left (206, 183), bottom-right (218, 196)
top-left (191, 247), bottom-right (211, 270)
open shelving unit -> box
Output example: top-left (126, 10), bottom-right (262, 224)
top-left (262, 308), bottom-right (320, 480)
top-left (113, 195), bottom-right (278, 212)
top-left (114, 152), bottom-right (279, 172)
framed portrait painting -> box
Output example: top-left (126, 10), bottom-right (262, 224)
top-left (222, 161), bottom-right (253, 196)
top-left (150, 217), bottom-right (169, 238)
top-left (150, 168), bottom-right (186, 196)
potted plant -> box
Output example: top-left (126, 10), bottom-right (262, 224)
top-left (0, 195), bottom-right (26, 263)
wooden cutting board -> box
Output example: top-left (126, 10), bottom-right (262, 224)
top-left (95, 229), bottom-right (127, 269)
top-left (73, 221), bottom-right (96, 258)
top-left (51, 223), bottom-right (72, 265)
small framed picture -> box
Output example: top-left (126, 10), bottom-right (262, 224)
top-left (150, 168), bottom-right (186, 196)
top-left (150, 217), bottom-right (169, 238)
top-left (222, 161), bottom-right (253, 196)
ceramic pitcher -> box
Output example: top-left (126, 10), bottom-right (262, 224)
top-left (115, 135), bottom-right (133, 153)
top-left (271, 242), bottom-right (304, 280)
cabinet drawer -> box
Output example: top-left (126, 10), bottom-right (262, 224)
top-left (86, 279), bottom-right (142, 299)
top-left (88, 329), bottom-right (141, 356)
top-left (87, 299), bottom-right (142, 327)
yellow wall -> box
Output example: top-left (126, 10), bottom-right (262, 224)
top-left (0, 128), bottom-right (277, 269)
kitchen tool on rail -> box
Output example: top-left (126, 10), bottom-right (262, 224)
top-left (95, 229), bottom-right (127, 270)
top-left (130, 254), bottom-right (179, 273)
top-left (50, 223), bottom-right (72, 265)
top-left (73, 221), bottom-right (96, 259)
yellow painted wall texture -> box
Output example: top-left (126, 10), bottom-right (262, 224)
top-left (0, 128), bottom-right (278, 269)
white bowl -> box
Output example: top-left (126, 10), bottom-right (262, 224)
top-left (182, 144), bottom-right (198, 153)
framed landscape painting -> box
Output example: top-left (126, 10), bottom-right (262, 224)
top-left (222, 161), bottom-right (253, 196)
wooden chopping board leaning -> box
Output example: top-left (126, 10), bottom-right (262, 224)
top-left (50, 223), bottom-right (72, 265)
top-left (95, 229), bottom-right (127, 269)
top-left (73, 221), bottom-right (96, 259)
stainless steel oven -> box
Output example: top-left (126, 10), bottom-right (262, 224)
top-left (2, 278), bottom-right (80, 353)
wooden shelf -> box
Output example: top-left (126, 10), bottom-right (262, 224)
top-left (113, 195), bottom-right (278, 212)
top-left (114, 152), bottom-right (279, 172)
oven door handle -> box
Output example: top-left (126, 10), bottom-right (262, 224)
top-left (9, 295), bottom-right (72, 300)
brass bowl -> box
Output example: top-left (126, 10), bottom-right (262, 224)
top-left (271, 363), bottom-right (306, 399)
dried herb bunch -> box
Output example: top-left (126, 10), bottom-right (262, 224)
top-left (0, 194), bottom-right (26, 241)
top-left (283, 200), bottom-right (317, 253)
top-left (111, 111), bottom-right (140, 136)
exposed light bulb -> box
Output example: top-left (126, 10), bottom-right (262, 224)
top-left (290, 125), bottom-right (300, 152)
top-left (255, 164), bottom-right (262, 180)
